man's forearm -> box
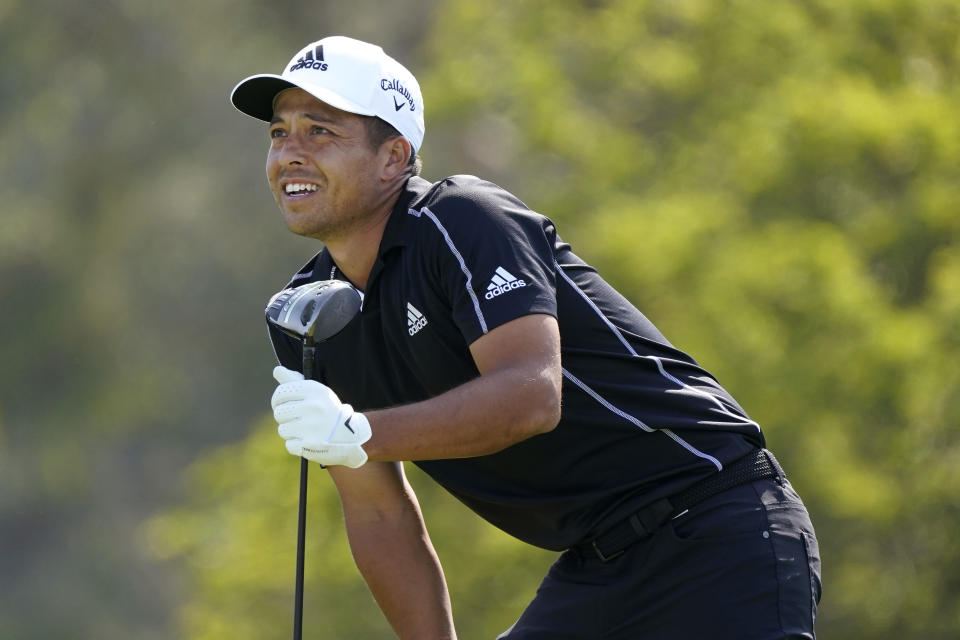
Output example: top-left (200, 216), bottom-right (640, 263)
top-left (364, 363), bottom-right (560, 462)
top-left (344, 490), bottom-right (456, 639)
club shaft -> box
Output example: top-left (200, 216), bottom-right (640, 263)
top-left (294, 456), bottom-right (307, 640)
top-left (303, 344), bottom-right (315, 380)
top-left (294, 343), bottom-right (314, 640)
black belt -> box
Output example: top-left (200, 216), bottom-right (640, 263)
top-left (575, 448), bottom-right (784, 562)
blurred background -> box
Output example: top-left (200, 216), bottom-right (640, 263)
top-left (2, 0), bottom-right (959, 637)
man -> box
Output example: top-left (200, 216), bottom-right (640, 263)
top-left (231, 36), bottom-right (821, 639)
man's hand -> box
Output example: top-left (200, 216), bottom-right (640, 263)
top-left (271, 366), bottom-right (372, 468)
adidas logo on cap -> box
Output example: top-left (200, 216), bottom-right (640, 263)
top-left (485, 267), bottom-right (526, 300)
top-left (407, 302), bottom-right (428, 336)
top-left (288, 44), bottom-right (329, 72)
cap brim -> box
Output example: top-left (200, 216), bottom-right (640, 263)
top-left (230, 75), bottom-right (297, 121)
top-left (230, 74), bottom-right (378, 122)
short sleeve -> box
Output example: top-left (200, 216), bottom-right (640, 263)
top-left (415, 177), bottom-right (559, 345)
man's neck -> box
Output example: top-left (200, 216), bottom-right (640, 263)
top-left (322, 171), bottom-right (411, 290)
top-left (324, 195), bottom-right (399, 292)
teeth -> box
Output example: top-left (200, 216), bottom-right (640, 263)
top-left (285, 183), bottom-right (318, 194)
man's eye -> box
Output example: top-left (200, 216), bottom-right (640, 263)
top-left (311, 126), bottom-right (330, 135)
top-left (270, 128), bottom-right (286, 139)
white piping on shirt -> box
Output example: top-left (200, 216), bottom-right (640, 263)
top-left (408, 207), bottom-right (488, 334)
top-left (555, 262), bottom-right (757, 430)
top-left (562, 367), bottom-right (723, 470)
top-left (555, 261), bottom-right (736, 470)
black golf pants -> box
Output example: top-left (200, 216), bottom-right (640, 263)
top-left (497, 478), bottom-right (821, 640)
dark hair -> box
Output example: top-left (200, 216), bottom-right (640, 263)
top-left (363, 116), bottom-right (422, 176)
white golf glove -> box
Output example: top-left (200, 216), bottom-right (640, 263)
top-left (271, 366), bottom-right (372, 468)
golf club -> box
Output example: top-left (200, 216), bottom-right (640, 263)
top-left (265, 279), bottom-right (363, 640)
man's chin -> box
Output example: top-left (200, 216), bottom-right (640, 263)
top-left (280, 213), bottom-right (332, 241)
top-left (281, 216), bottom-right (316, 237)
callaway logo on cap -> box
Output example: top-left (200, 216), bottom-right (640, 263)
top-left (230, 36), bottom-right (425, 152)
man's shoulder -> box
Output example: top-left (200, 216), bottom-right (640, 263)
top-left (406, 174), bottom-right (535, 229)
top-left (408, 174), bottom-right (521, 209)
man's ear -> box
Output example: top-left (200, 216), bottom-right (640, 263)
top-left (381, 136), bottom-right (412, 181)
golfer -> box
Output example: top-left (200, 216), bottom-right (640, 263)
top-left (232, 36), bottom-right (821, 639)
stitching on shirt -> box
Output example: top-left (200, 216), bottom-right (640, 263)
top-left (555, 261), bottom-right (725, 471)
top-left (408, 207), bottom-right (488, 334)
top-left (561, 367), bottom-right (654, 433)
top-left (562, 368), bottom-right (723, 471)
top-left (555, 260), bottom-right (758, 431)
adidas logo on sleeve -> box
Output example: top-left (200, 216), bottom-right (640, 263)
top-left (485, 266), bottom-right (527, 300)
top-left (407, 302), bottom-right (428, 336)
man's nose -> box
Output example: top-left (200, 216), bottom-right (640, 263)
top-left (278, 134), bottom-right (308, 165)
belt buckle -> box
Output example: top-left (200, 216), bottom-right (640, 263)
top-left (592, 540), bottom-right (624, 563)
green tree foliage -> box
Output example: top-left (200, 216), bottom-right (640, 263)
top-left (0, 0), bottom-right (435, 637)
top-left (4, 0), bottom-right (959, 637)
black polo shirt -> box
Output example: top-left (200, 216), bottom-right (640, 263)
top-left (268, 175), bottom-right (764, 551)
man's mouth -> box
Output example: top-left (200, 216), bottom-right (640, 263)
top-left (283, 182), bottom-right (320, 198)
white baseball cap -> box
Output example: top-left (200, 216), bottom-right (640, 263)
top-left (231, 36), bottom-right (425, 152)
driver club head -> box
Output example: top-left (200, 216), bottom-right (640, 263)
top-left (265, 280), bottom-right (362, 345)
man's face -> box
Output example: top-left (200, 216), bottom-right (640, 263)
top-left (266, 88), bottom-right (382, 240)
